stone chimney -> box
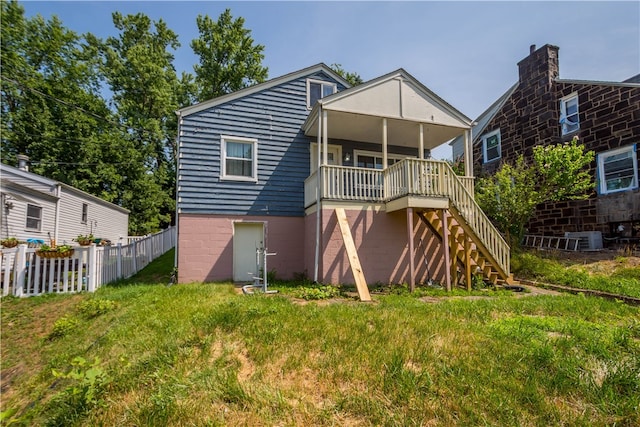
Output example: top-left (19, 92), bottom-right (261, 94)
top-left (17, 154), bottom-right (30, 172)
top-left (517, 44), bottom-right (560, 87)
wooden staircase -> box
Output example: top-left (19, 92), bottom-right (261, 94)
top-left (418, 208), bottom-right (514, 288)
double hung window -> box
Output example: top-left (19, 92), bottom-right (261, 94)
top-left (221, 136), bottom-right (258, 182)
top-left (597, 145), bottom-right (638, 194)
top-left (482, 129), bottom-right (501, 163)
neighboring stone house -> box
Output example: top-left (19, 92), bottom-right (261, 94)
top-left (453, 44), bottom-right (640, 242)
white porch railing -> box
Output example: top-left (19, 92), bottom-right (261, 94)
top-left (0, 226), bottom-right (176, 297)
top-left (304, 159), bottom-right (509, 276)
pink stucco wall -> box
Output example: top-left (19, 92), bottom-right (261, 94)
top-left (180, 209), bottom-right (447, 286)
top-left (304, 207), bottom-right (447, 285)
top-left (178, 214), bottom-right (305, 283)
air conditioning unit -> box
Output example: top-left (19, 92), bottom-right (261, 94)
top-left (564, 231), bottom-right (603, 250)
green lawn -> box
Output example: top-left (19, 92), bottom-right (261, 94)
top-left (1, 250), bottom-right (639, 426)
top-left (512, 250), bottom-right (640, 298)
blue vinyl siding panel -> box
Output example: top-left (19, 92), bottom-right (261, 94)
top-left (178, 71), bottom-right (347, 216)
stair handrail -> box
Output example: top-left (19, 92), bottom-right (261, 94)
top-left (392, 159), bottom-right (510, 277)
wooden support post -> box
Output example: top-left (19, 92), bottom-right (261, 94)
top-left (440, 209), bottom-right (451, 292)
top-left (407, 208), bottom-right (415, 292)
top-left (448, 216), bottom-right (459, 288)
top-left (335, 208), bottom-right (371, 302)
top-left (464, 237), bottom-right (472, 291)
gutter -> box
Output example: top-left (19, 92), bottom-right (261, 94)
top-left (54, 184), bottom-right (62, 243)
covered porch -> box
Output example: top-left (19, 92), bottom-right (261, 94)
top-left (301, 70), bottom-right (511, 295)
top-left (302, 68), bottom-right (475, 190)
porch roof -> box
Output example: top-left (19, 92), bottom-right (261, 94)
top-left (303, 69), bottom-right (472, 149)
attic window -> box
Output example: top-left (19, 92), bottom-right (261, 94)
top-left (81, 203), bottom-right (88, 224)
top-left (307, 79), bottom-right (336, 109)
top-left (482, 129), bottom-right (501, 163)
top-left (560, 93), bottom-right (579, 135)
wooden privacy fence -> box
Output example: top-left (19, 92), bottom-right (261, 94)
top-left (0, 226), bottom-right (175, 297)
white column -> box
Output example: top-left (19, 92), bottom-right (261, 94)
top-left (419, 124), bottom-right (424, 160)
top-left (382, 118), bottom-right (388, 169)
top-left (464, 129), bottom-right (473, 177)
top-left (322, 109), bottom-right (328, 165)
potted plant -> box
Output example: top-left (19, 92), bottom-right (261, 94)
top-left (36, 244), bottom-right (74, 259)
top-left (74, 234), bottom-right (94, 246)
top-left (1, 237), bottom-right (20, 248)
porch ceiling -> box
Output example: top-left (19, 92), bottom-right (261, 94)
top-left (303, 69), bottom-right (471, 150)
top-left (305, 110), bottom-right (467, 149)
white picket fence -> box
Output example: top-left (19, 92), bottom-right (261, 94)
top-left (0, 226), bottom-right (175, 297)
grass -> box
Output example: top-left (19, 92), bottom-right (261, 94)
top-left (1, 249), bottom-right (639, 426)
top-left (512, 249), bottom-right (640, 298)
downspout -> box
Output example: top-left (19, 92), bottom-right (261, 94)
top-left (54, 184), bottom-right (62, 243)
top-left (174, 111), bottom-right (182, 275)
top-left (314, 107), bottom-right (322, 283)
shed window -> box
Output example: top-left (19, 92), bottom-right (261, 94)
top-left (560, 93), bottom-right (579, 135)
top-left (598, 145), bottom-right (638, 194)
top-left (81, 203), bottom-right (88, 224)
top-left (26, 204), bottom-right (42, 230)
top-left (482, 129), bottom-right (501, 163)
top-left (221, 136), bottom-right (258, 182)
top-left (307, 79), bottom-right (336, 109)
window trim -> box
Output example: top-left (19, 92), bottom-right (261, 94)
top-left (560, 92), bottom-right (580, 136)
top-left (353, 149), bottom-right (410, 169)
top-left (482, 129), bottom-right (502, 164)
top-left (81, 203), bottom-right (88, 224)
top-left (597, 145), bottom-right (638, 195)
top-left (25, 203), bottom-right (42, 231)
top-left (306, 78), bottom-right (337, 109)
top-left (220, 135), bottom-right (258, 182)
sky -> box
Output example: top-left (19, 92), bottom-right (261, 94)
top-left (20, 0), bottom-right (640, 159)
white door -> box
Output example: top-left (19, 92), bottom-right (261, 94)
top-left (233, 223), bottom-right (264, 282)
top-left (310, 143), bottom-right (342, 172)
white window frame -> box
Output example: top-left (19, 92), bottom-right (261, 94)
top-left (482, 129), bottom-right (501, 163)
top-left (26, 203), bottom-right (42, 231)
top-left (306, 79), bottom-right (337, 109)
top-left (81, 203), bottom-right (88, 224)
top-left (560, 93), bottom-right (580, 136)
top-left (353, 150), bottom-right (409, 170)
top-left (597, 145), bottom-right (638, 194)
top-left (221, 135), bottom-right (258, 182)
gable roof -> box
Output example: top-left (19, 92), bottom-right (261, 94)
top-left (0, 163), bottom-right (129, 213)
top-left (176, 63), bottom-right (351, 117)
top-left (302, 68), bottom-right (472, 148)
top-left (449, 83), bottom-right (518, 148)
top-left (309, 68), bottom-right (472, 127)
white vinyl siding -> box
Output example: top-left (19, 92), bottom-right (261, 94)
top-left (221, 136), bottom-right (258, 182)
top-left (597, 145), bottom-right (638, 194)
top-left (25, 204), bottom-right (42, 231)
top-left (306, 79), bottom-right (336, 109)
top-left (560, 93), bottom-right (579, 135)
top-left (57, 187), bottom-right (129, 244)
top-left (482, 129), bottom-right (501, 163)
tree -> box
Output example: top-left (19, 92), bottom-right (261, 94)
top-left (475, 137), bottom-right (595, 245)
top-left (101, 12), bottom-right (183, 233)
top-left (1, 1), bottom-right (129, 206)
top-left (330, 63), bottom-right (363, 87)
top-left (190, 9), bottom-right (268, 102)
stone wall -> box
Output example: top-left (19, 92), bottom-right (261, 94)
top-left (473, 44), bottom-right (640, 239)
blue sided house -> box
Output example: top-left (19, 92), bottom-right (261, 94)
top-left (175, 64), bottom-right (513, 292)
